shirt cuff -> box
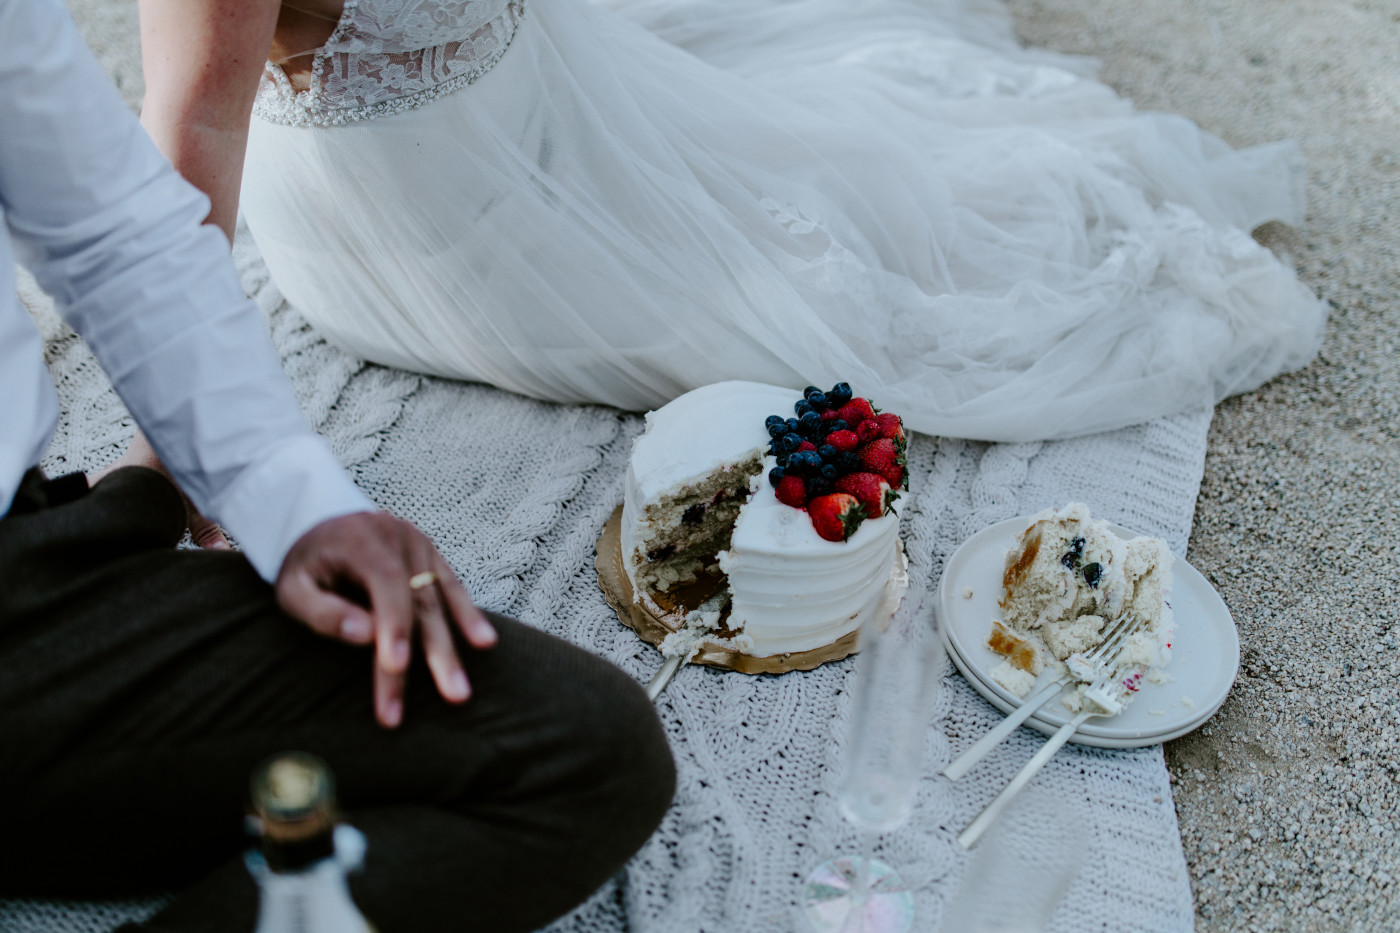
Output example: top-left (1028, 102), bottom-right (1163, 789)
top-left (211, 434), bottom-right (377, 582)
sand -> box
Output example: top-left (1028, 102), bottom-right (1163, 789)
top-left (57, 0), bottom-right (1400, 929)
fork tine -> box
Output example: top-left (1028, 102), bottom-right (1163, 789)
top-left (1085, 613), bottom-right (1143, 662)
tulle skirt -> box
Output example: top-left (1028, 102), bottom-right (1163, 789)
top-left (241, 0), bottom-right (1325, 441)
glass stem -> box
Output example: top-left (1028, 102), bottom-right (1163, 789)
top-left (852, 830), bottom-right (876, 905)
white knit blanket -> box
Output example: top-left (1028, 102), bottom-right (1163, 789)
top-left (4, 232), bottom-right (1199, 931)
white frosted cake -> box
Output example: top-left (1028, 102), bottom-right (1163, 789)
top-left (988, 503), bottom-right (1174, 701)
top-left (621, 381), bottom-right (908, 660)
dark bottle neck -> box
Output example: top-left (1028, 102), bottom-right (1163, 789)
top-left (261, 826), bottom-right (337, 874)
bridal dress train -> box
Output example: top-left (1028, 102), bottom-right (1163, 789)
top-left (242, 0), bottom-right (1325, 441)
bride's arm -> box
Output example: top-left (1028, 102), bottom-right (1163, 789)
top-left (136, 0), bottom-right (282, 243)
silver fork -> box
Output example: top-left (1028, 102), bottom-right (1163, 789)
top-left (957, 667), bottom-right (1134, 848)
top-left (943, 613), bottom-right (1144, 781)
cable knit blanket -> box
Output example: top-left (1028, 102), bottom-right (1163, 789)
top-left (4, 231), bottom-right (1200, 932)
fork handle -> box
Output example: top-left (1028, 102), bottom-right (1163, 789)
top-left (942, 678), bottom-right (1067, 781)
top-left (957, 710), bottom-right (1091, 849)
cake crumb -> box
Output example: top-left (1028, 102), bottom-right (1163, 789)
top-left (1148, 708), bottom-right (1166, 716)
top-left (991, 659), bottom-right (1037, 697)
top-left (962, 586), bottom-right (974, 599)
top-left (1181, 695), bottom-right (1196, 709)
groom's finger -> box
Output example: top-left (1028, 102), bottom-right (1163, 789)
top-left (276, 563), bottom-right (372, 642)
top-left (412, 540), bottom-right (470, 703)
top-left (360, 550), bottom-right (414, 729)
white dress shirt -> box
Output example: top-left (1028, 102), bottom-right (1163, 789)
top-left (1, 0), bottom-right (375, 582)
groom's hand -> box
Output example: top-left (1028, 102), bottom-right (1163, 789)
top-left (275, 512), bottom-right (498, 728)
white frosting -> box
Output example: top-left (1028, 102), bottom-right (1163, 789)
top-left (622, 381), bottom-right (906, 658)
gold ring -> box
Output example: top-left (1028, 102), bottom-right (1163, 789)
top-left (408, 571), bottom-right (438, 591)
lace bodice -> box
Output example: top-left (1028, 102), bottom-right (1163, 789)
top-left (254, 0), bottom-right (526, 126)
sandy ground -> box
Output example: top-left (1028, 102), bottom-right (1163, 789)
top-left (58, 0), bottom-right (1400, 929)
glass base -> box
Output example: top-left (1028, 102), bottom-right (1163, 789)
top-left (801, 856), bottom-right (914, 933)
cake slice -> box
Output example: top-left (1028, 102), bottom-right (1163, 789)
top-left (989, 503), bottom-right (1173, 699)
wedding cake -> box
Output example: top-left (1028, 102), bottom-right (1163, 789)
top-left (988, 503), bottom-right (1174, 699)
top-left (621, 381), bottom-right (908, 660)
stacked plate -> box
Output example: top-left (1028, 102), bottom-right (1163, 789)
top-left (936, 515), bottom-right (1240, 749)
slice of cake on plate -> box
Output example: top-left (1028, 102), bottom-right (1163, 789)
top-left (988, 503), bottom-right (1174, 707)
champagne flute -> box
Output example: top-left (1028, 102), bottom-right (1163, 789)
top-left (801, 598), bottom-right (943, 933)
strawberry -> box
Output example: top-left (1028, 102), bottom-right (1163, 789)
top-left (775, 475), bottom-right (808, 509)
top-left (835, 472), bottom-right (899, 518)
top-left (820, 408), bottom-right (843, 421)
top-left (836, 397), bottom-right (877, 425)
top-left (874, 412), bottom-right (905, 445)
top-left (826, 429), bottom-right (859, 453)
top-left (807, 493), bottom-right (867, 542)
top-left (857, 438), bottom-right (906, 489)
top-left (856, 419), bottom-right (882, 445)
top-left (797, 440), bottom-right (817, 453)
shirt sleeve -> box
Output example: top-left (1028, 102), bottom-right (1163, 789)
top-left (0, 0), bottom-right (376, 581)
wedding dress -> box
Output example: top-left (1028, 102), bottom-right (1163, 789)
top-left (241, 0), bottom-right (1325, 441)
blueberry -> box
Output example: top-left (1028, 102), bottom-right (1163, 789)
top-left (682, 504), bottom-right (705, 525)
top-left (829, 419), bottom-right (849, 434)
top-left (820, 463), bottom-right (839, 480)
top-left (829, 382), bottom-right (853, 406)
top-left (786, 418), bottom-right (801, 435)
top-left (837, 452), bottom-right (862, 473)
top-left (807, 476), bottom-right (833, 498)
top-left (819, 444), bottom-right (838, 461)
top-left (799, 411), bottom-right (823, 433)
top-left (1082, 562), bottom-right (1103, 588)
top-left (769, 466), bottom-right (786, 487)
top-left (794, 399), bottom-right (813, 417)
top-left (1071, 536), bottom-right (1086, 555)
top-left (808, 391), bottom-right (829, 411)
top-left (1061, 551), bottom-right (1080, 571)
top-left (790, 451), bottom-right (822, 474)
top-left (778, 433), bottom-right (802, 453)
top-left (775, 453), bottom-right (790, 468)
top-left (803, 385), bottom-right (822, 400)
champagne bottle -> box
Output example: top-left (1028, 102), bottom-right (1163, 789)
top-left (246, 752), bottom-right (376, 933)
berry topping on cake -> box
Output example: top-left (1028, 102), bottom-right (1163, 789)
top-left (827, 430), bottom-right (859, 453)
top-left (808, 493), bottom-right (867, 542)
top-left (775, 475), bottom-right (809, 509)
top-left (874, 412), bottom-right (904, 444)
top-left (856, 438), bottom-right (906, 489)
top-left (761, 383), bottom-right (909, 532)
top-left (836, 397), bottom-right (877, 425)
top-left (835, 472), bottom-right (899, 518)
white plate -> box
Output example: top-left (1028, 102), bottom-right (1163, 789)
top-left (937, 515), bottom-right (1239, 749)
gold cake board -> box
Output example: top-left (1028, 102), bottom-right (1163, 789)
top-left (595, 505), bottom-right (861, 675)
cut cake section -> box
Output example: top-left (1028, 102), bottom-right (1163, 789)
top-left (989, 502), bottom-right (1174, 701)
